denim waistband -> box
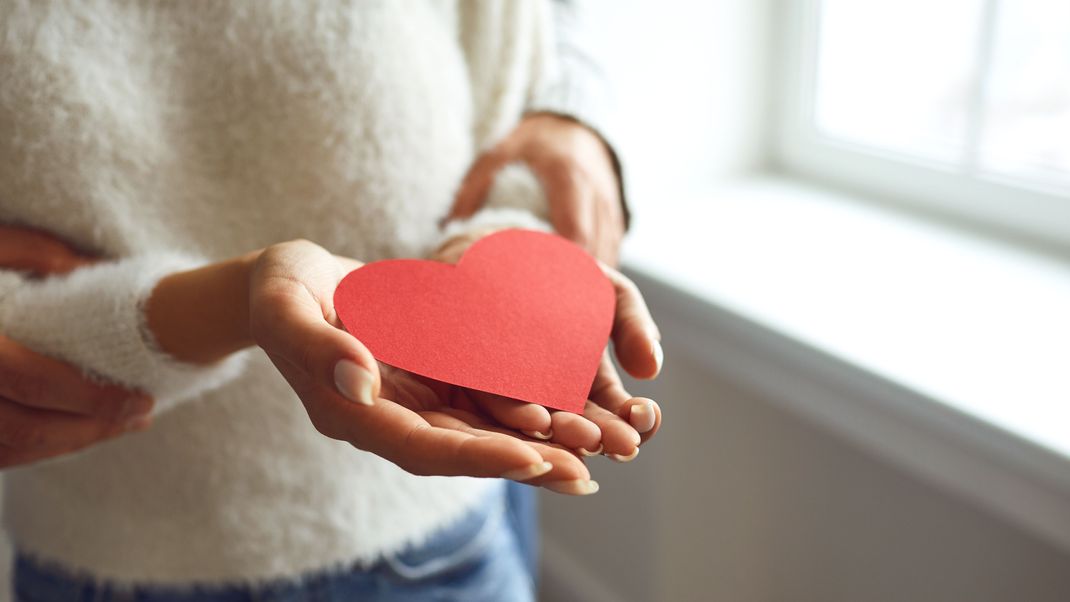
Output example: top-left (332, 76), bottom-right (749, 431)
top-left (13, 483), bottom-right (524, 602)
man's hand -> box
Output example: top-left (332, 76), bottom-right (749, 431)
top-left (449, 113), bottom-right (626, 265)
top-left (0, 226), bottom-right (154, 469)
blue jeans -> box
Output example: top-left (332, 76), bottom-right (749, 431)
top-left (13, 483), bottom-right (538, 602)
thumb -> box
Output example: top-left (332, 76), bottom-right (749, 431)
top-left (251, 241), bottom-right (381, 405)
top-left (448, 149), bottom-right (512, 220)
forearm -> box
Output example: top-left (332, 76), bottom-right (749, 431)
top-left (145, 250), bottom-right (260, 365)
top-left (0, 252), bottom-right (252, 411)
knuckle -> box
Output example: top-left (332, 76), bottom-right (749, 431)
top-left (296, 338), bottom-right (322, 379)
top-left (397, 425), bottom-right (434, 476)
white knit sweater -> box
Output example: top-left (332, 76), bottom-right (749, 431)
top-left (0, 0), bottom-right (577, 585)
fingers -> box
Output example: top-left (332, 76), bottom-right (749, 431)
top-left (549, 411), bottom-right (602, 456)
top-left (468, 390), bottom-right (552, 439)
top-left (0, 400), bottom-right (150, 468)
top-left (584, 356), bottom-right (663, 461)
top-left (276, 357), bottom-right (549, 481)
top-left (508, 441), bottom-right (595, 495)
top-left (543, 164), bottom-right (594, 251)
top-left (584, 355), bottom-right (642, 459)
top-left (285, 356), bottom-right (601, 493)
top-left (602, 265), bottom-right (662, 380)
top-left (0, 225), bottom-right (95, 276)
top-left (336, 378), bottom-right (593, 490)
top-left (449, 149), bottom-right (512, 220)
top-left (377, 364), bottom-right (440, 412)
top-left (430, 408), bottom-right (596, 495)
top-left (250, 241), bottom-right (380, 405)
top-left (582, 399), bottom-right (640, 460)
top-left (468, 390), bottom-right (603, 457)
top-left (623, 398), bottom-right (662, 443)
top-left (0, 335), bottom-right (153, 421)
top-left (594, 191), bottom-right (624, 267)
top-left (319, 384), bottom-right (548, 479)
top-left (414, 411), bottom-right (552, 478)
top-left (396, 415), bottom-right (545, 479)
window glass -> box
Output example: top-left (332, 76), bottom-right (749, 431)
top-left (979, 0), bottom-right (1070, 187)
top-left (814, 0), bottom-right (984, 164)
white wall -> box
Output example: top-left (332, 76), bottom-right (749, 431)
top-left (582, 0), bottom-right (773, 202)
top-left (539, 342), bottom-right (1070, 602)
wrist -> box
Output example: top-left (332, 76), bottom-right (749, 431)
top-left (146, 249), bottom-right (262, 364)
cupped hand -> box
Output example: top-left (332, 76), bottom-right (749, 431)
top-left (249, 240), bottom-right (598, 494)
top-left (433, 231), bottom-right (664, 463)
top-left (0, 226), bottom-right (153, 469)
top-left (448, 113), bottom-right (626, 265)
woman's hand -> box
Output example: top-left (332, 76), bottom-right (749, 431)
top-left (433, 231), bottom-right (664, 463)
top-left (248, 240), bottom-right (599, 494)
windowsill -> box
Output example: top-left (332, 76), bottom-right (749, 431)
top-left (621, 174), bottom-right (1070, 549)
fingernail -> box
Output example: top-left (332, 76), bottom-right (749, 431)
top-left (124, 415), bottom-right (152, 432)
top-left (577, 443), bottom-right (603, 457)
top-left (544, 479), bottom-right (600, 496)
top-left (501, 461), bottom-right (553, 481)
top-left (523, 429), bottom-right (553, 441)
top-left (651, 340), bottom-right (664, 378)
top-left (606, 447), bottom-right (639, 463)
top-left (629, 401), bottom-right (656, 433)
top-left (334, 360), bottom-right (375, 406)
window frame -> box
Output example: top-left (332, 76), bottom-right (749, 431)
top-left (771, 0), bottom-right (1070, 255)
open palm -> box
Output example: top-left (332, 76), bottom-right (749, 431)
top-left (250, 237), bottom-right (662, 495)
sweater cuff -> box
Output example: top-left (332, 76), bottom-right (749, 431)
top-left (0, 254), bottom-right (249, 413)
top-left (438, 163), bottom-right (552, 246)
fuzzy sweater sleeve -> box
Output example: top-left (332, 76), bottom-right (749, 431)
top-left (0, 252), bottom-right (249, 414)
top-left (439, 163), bottom-right (553, 244)
top-left (525, 0), bottom-right (631, 230)
top-left (528, 0), bottom-right (613, 145)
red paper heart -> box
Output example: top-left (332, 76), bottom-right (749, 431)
top-left (333, 229), bottom-right (615, 413)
